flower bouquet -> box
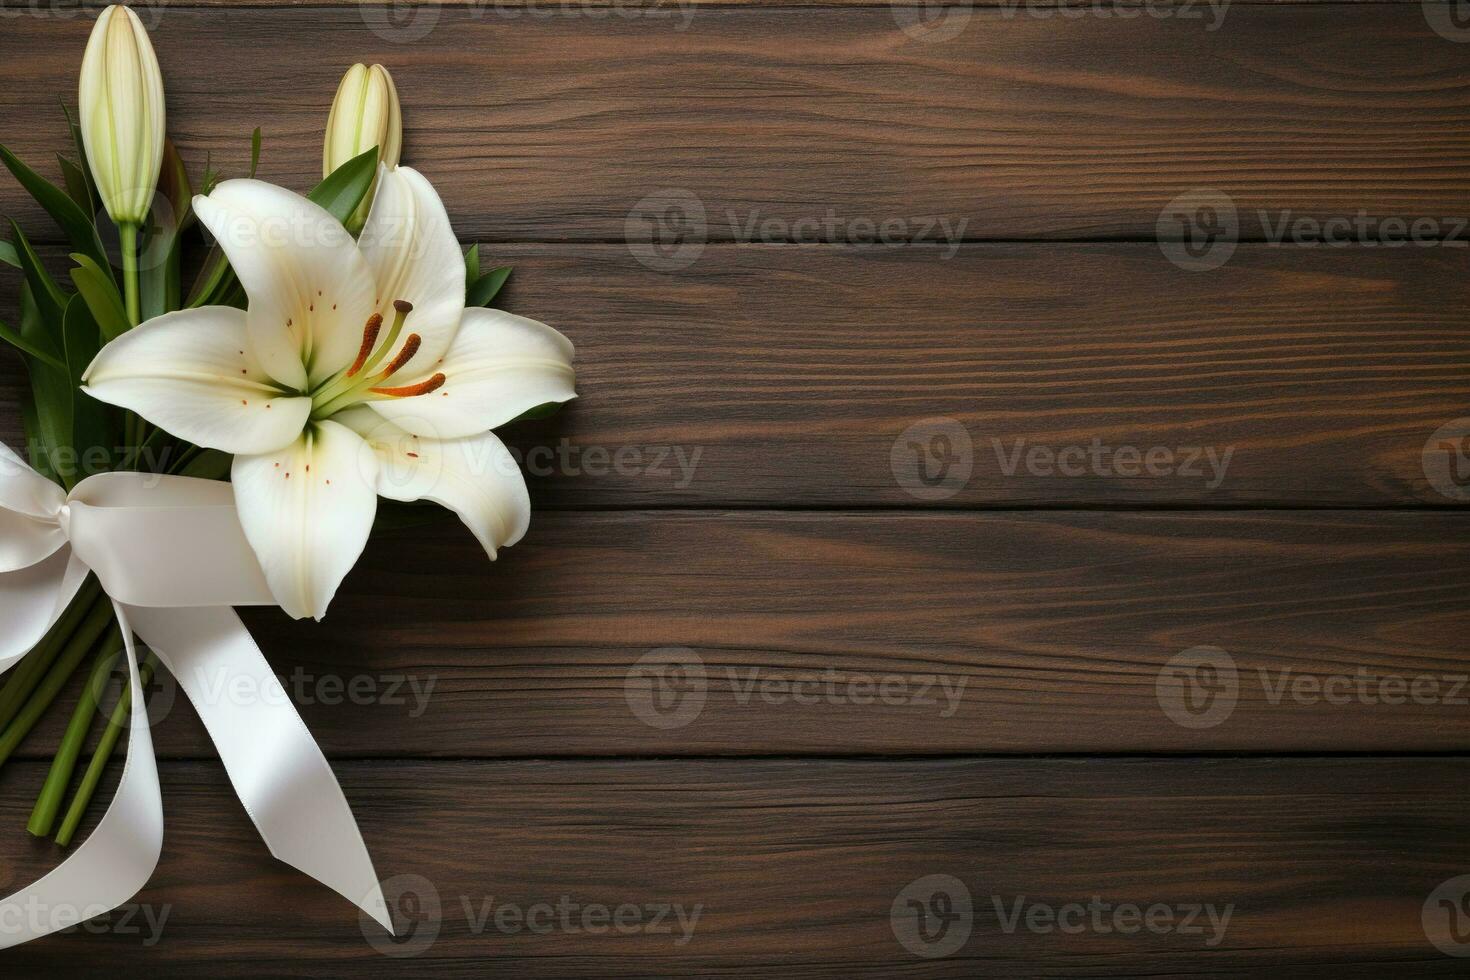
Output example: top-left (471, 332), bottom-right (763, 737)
top-left (0, 6), bottom-right (576, 946)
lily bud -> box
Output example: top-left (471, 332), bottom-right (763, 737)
top-left (78, 5), bottom-right (166, 227)
top-left (324, 64), bottom-right (402, 228)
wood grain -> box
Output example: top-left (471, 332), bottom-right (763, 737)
top-left (5, 243), bottom-right (1469, 507)
top-left (3, 509), bottom-right (1463, 760)
top-left (2, 8), bottom-right (1468, 243)
top-left (2, 757), bottom-right (1466, 974)
top-left (1, 3), bottom-right (1467, 973)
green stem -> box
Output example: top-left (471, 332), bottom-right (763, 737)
top-left (56, 651), bottom-right (157, 848)
top-left (0, 601), bottom-right (115, 769)
top-left (0, 579), bottom-right (102, 733)
top-left (27, 644), bottom-right (118, 837)
top-left (119, 221), bottom-right (141, 327)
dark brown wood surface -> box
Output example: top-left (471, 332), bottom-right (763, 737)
top-left (2, 0), bottom-right (1469, 974)
top-left (2, 758), bottom-right (1468, 975)
top-left (3, 8), bottom-right (1470, 242)
top-left (1, 509), bottom-right (1464, 758)
top-left (7, 243), bottom-right (1470, 508)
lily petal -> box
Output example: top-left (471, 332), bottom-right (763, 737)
top-left (194, 179), bottom-right (376, 389)
top-left (357, 166), bottom-right (466, 375)
top-left (365, 308), bottom-right (576, 439)
top-left (84, 306), bottom-right (311, 455)
top-left (336, 407), bottom-right (530, 559)
top-left (231, 420), bottom-right (379, 620)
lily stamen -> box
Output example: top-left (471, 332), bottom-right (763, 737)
top-left (370, 372), bottom-right (446, 398)
top-left (344, 313), bottom-right (383, 378)
top-left (377, 333), bottom-right (422, 381)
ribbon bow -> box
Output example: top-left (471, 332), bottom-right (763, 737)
top-left (0, 442), bottom-right (390, 947)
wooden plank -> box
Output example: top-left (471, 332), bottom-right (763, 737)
top-left (3, 509), bottom-right (1464, 759)
top-left (2, 8), bottom-right (1467, 242)
top-left (5, 243), bottom-right (1469, 507)
top-left (39, 0), bottom-right (1436, 6)
top-left (0, 757), bottom-right (1466, 973)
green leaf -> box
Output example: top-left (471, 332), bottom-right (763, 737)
top-left (20, 285), bottom-right (74, 487)
top-left (62, 294), bottom-right (114, 477)
top-left (160, 140), bottom-right (194, 234)
top-left (0, 316), bottom-right (67, 370)
top-left (69, 253), bottom-right (129, 342)
top-left (186, 245), bottom-right (234, 309)
top-left (200, 149), bottom-right (219, 197)
top-left (57, 154), bottom-right (94, 215)
top-left (177, 449), bottom-right (232, 481)
top-left (0, 239), bottom-right (18, 269)
top-left (306, 145), bottom-right (379, 227)
top-left (464, 244), bottom-right (480, 284)
top-left (248, 127), bottom-right (262, 179)
top-left (20, 394), bottom-right (56, 484)
top-left (0, 143), bottom-right (109, 273)
top-left (507, 401), bottom-right (564, 423)
top-left (8, 220), bottom-right (69, 327)
top-left (60, 100), bottom-right (98, 215)
top-left (467, 266), bottom-right (512, 307)
top-left (142, 142), bottom-right (193, 320)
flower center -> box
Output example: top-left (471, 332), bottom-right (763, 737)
top-left (310, 300), bottom-right (446, 419)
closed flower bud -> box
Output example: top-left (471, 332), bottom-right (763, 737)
top-left (324, 63), bottom-right (402, 229)
top-left (78, 5), bottom-right (165, 227)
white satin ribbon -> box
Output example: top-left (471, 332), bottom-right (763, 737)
top-left (0, 443), bottom-right (392, 947)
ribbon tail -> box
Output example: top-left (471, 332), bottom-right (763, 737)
top-left (123, 605), bottom-right (392, 933)
top-left (0, 602), bottom-right (163, 949)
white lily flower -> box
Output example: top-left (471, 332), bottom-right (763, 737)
top-left (83, 167), bottom-right (577, 620)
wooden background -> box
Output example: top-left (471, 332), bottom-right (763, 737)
top-left (2, 0), bottom-right (1469, 973)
